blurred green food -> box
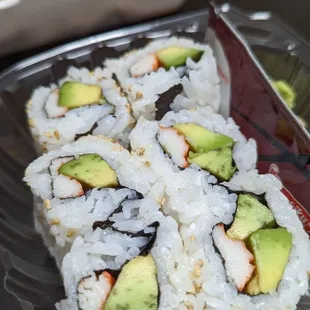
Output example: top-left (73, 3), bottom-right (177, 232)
top-left (272, 80), bottom-right (296, 109)
top-left (272, 79), bottom-right (307, 128)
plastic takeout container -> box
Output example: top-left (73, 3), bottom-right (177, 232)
top-left (0, 3), bottom-right (309, 309)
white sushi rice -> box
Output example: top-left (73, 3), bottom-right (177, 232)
top-left (105, 37), bottom-right (220, 120)
top-left (24, 135), bottom-right (158, 252)
top-left (170, 51), bottom-right (220, 113)
top-left (26, 66), bottom-right (135, 152)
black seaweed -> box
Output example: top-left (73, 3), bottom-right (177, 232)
top-left (112, 73), bottom-right (122, 88)
top-left (92, 189), bottom-right (143, 230)
top-left (155, 84), bottom-right (183, 120)
top-left (92, 218), bottom-right (115, 231)
top-left (138, 221), bottom-right (159, 256)
top-left (91, 189), bottom-right (159, 265)
top-left (74, 122), bottom-right (98, 141)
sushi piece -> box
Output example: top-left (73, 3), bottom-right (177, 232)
top-left (72, 209), bottom-right (160, 310)
top-left (130, 107), bottom-right (257, 183)
top-left (160, 108), bottom-right (257, 178)
top-left (58, 218), bottom-right (160, 310)
top-left (55, 193), bottom-right (188, 310)
top-left (26, 66), bottom-right (135, 152)
top-left (24, 135), bottom-right (158, 263)
top-left (213, 191), bottom-right (294, 296)
top-left (193, 170), bottom-right (310, 309)
top-left (105, 37), bottom-right (220, 120)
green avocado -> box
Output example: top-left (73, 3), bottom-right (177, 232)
top-left (59, 154), bottom-right (118, 188)
top-left (272, 80), bottom-right (296, 109)
top-left (104, 254), bottom-right (159, 310)
top-left (58, 81), bottom-right (104, 109)
top-left (245, 228), bottom-right (293, 295)
top-left (226, 194), bottom-right (276, 241)
top-left (188, 146), bottom-right (236, 181)
top-left (155, 46), bottom-right (203, 69)
top-left (173, 123), bottom-right (234, 153)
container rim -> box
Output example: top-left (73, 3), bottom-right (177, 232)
top-left (0, 9), bottom-right (208, 80)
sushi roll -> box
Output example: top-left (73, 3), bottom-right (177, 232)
top-left (182, 170), bottom-right (310, 310)
top-left (56, 192), bottom-right (161, 310)
top-left (26, 66), bottom-right (135, 152)
top-left (24, 135), bottom-right (157, 264)
top-left (130, 107), bottom-right (257, 184)
top-left (56, 193), bottom-right (189, 310)
top-left (105, 37), bottom-right (220, 120)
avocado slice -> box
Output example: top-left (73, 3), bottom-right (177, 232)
top-left (272, 80), bottom-right (296, 109)
top-left (245, 228), bottom-right (293, 295)
top-left (58, 81), bottom-right (103, 109)
top-left (104, 254), bottom-right (158, 310)
top-left (188, 146), bottom-right (236, 181)
top-left (226, 194), bottom-right (276, 241)
top-left (155, 46), bottom-right (203, 69)
top-left (59, 154), bottom-right (118, 188)
top-left (173, 123), bottom-right (234, 153)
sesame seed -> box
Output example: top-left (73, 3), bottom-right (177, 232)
top-left (194, 281), bottom-right (202, 294)
top-left (136, 91), bottom-right (143, 99)
top-left (137, 147), bottom-right (145, 156)
top-left (193, 260), bottom-right (204, 278)
top-left (54, 130), bottom-right (60, 140)
top-left (51, 219), bottom-right (60, 225)
top-left (43, 199), bottom-right (51, 210)
top-left (66, 229), bottom-right (76, 238)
